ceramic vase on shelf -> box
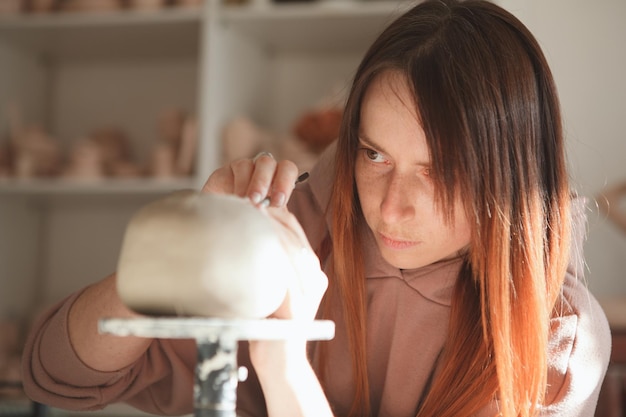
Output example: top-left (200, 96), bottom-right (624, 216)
top-left (175, 0), bottom-right (203, 7)
top-left (58, 0), bottom-right (123, 13)
top-left (128, 0), bottom-right (167, 11)
top-left (28, 0), bottom-right (60, 14)
top-left (0, 0), bottom-right (25, 16)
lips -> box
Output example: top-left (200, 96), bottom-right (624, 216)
top-left (378, 232), bottom-right (418, 250)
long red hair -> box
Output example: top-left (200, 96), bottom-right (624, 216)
top-left (325, 1), bottom-right (572, 416)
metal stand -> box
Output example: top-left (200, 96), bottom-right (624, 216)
top-left (99, 317), bottom-right (334, 417)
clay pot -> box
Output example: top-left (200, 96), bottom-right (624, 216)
top-left (0, 0), bottom-right (25, 15)
top-left (128, 0), bottom-right (166, 11)
top-left (175, 0), bottom-right (202, 7)
top-left (59, 0), bottom-right (123, 13)
top-left (149, 142), bottom-right (177, 178)
top-left (63, 138), bottom-right (105, 179)
top-left (175, 116), bottom-right (197, 176)
top-left (29, 0), bottom-right (58, 13)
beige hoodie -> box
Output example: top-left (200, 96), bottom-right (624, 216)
top-left (22, 147), bottom-right (611, 417)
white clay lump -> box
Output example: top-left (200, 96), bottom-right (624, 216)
top-left (116, 190), bottom-right (291, 319)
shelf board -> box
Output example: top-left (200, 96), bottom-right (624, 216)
top-left (221, 0), bottom-right (413, 54)
top-left (0, 6), bottom-right (203, 61)
top-left (0, 177), bottom-right (198, 196)
top-left (0, 1), bottom-right (413, 59)
top-left (57, 402), bottom-right (171, 416)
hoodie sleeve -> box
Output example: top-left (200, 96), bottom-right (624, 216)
top-left (21, 287), bottom-right (197, 415)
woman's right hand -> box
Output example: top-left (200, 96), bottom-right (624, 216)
top-left (202, 152), bottom-right (300, 208)
top-left (204, 153), bottom-right (325, 321)
top-left (247, 205), bottom-right (331, 417)
top-left (204, 154), bottom-right (333, 416)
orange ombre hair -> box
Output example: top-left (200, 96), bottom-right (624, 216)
top-left (327, 1), bottom-right (572, 416)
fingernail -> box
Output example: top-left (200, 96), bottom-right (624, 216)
top-left (250, 192), bottom-right (262, 205)
top-left (274, 192), bottom-right (286, 207)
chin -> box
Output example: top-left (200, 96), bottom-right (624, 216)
top-left (381, 250), bottom-right (429, 270)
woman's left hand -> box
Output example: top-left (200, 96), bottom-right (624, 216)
top-left (262, 206), bottom-right (328, 322)
top-left (247, 205), bottom-right (328, 378)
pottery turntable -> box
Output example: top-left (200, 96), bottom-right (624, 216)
top-left (98, 191), bottom-right (334, 417)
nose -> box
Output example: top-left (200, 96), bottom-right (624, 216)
top-left (380, 172), bottom-right (417, 224)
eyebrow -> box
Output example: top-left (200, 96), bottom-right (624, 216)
top-left (357, 134), bottom-right (389, 155)
top-left (357, 134), bottom-right (432, 167)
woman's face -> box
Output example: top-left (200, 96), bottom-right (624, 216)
top-left (355, 72), bottom-right (471, 270)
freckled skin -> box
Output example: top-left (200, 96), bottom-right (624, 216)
top-left (355, 72), bottom-right (471, 270)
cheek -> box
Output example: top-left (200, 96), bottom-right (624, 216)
top-left (452, 209), bottom-right (472, 247)
top-left (355, 162), bottom-right (379, 210)
top-left (355, 160), bottom-right (366, 195)
top-left (355, 174), bottom-right (369, 214)
top-left (454, 225), bottom-right (472, 250)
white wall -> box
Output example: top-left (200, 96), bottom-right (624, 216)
top-left (513, 0), bottom-right (626, 297)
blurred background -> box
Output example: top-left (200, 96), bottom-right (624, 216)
top-left (0, 0), bottom-right (624, 415)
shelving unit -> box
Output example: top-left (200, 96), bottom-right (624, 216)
top-left (202, 0), bottom-right (412, 181)
top-left (0, 6), bottom-right (202, 61)
top-left (0, 177), bottom-right (196, 195)
top-left (220, 1), bottom-right (409, 53)
top-left (0, 0), bottom-right (409, 413)
top-left (0, 0), bottom-right (412, 308)
top-left (0, 2), bottom-right (209, 325)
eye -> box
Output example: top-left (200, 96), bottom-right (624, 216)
top-left (361, 147), bottom-right (386, 163)
top-left (366, 149), bottom-right (380, 160)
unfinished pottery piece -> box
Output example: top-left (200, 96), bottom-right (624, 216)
top-left (63, 138), bottom-right (105, 179)
top-left (148, 142), bottom-right (177, 178)
top-left (175, 0), bottom-right (202, 7)
top-left (128, 0), bottom-right (166, 10)
top-left (175, 116), bottom-right (197, 176)
top-left (116, 191), bottom-right (292, 319)
top-left (60, 0), bottom-right (123, 12)
top-left (0, 0), bottom-right (24, 15)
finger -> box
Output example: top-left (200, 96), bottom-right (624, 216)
top-left (263, 209), bottom-right (328, 320)
top-left (266, 160), bottom-right (300, 208)
top-left (269, 291), bottom-right (292, 320)
top-left (252, 151), bottom-right (274, 163)
top-left (247, 154), bottom-right (278, 205)
top-left (230, 159), bottom-right (255, 198)
top-left (201, 166), bottom-right (234, 194)
top-left (201, 159), bottom-right (254, 197)
top-left (273, 246), bottom-right (328, 320)
top-left (266, 209), bottom-right (326, 296)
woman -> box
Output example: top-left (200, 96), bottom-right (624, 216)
top-left (22, 1), bottom-right (610, 416)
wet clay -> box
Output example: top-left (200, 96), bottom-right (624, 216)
top-left (117, 191), bottom-right (291, 319)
